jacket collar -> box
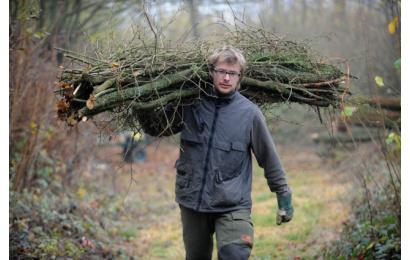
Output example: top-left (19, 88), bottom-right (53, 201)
top-left (205, 87), bottom-right (237, 105)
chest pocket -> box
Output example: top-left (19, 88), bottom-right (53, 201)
top-left (180, 131), bottom-right (205, 162)
top-left (215, 141), bottom-right (247, 181)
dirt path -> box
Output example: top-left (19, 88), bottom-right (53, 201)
top-left (104, 139), bottom-right (350, 259)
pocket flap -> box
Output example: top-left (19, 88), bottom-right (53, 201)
top-left (175, 178), bottom-right (190, 188)
top-left (215, 141), bottom-right (231, 151)
top-left (174, 159), bottom-right (193, 173)
top-left (232, 142), bottom-right (246, 151)
top-left (231, 210), bottom-right (251, 221)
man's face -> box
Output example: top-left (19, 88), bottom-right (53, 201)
top-left (211, 61), bottom-right (241, 95)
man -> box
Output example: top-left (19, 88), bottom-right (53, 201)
top-left (138, 46), bottom-right (294, 259)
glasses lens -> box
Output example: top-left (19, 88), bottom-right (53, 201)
top-left (214, 69), bottom-right (239, 79)
top-left (230, 73), bottom-right (239, 79)
top-left (218, 71), bottom-right (226, 78)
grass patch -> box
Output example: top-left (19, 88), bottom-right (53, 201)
top-left (250, 150), bottom-right (349, 259)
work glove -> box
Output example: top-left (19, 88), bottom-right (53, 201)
top-left (276, 193), bottom-right (294, 225)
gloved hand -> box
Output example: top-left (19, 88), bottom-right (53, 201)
top-left (276, 193), bottom-right (294, 225)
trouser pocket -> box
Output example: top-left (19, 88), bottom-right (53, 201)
top-left (215, 209), bottom-right (254, 259)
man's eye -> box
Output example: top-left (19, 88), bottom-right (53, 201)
top-left (213, 68), bottom-right (240, 78)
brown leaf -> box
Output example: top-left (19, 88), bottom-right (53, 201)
top-left (66, 112), bottom-right (78, 125)
top-left (56, 112), bottom-right (66, 121)
top-left (54, 100), bottom-right (69, 111)
top-left (89, 200), bottom-right (99, 207)
top-left (82, 236), bottom-right (95, 248)
top-left (64, 86), bottom-right (74, 98)
top-left (59, 82), bottom-right (70, 88)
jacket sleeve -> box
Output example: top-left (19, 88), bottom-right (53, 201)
top-left (250, 108), bottom-right (292, 197)
top-left (137, 105), bottom-right (184, 137)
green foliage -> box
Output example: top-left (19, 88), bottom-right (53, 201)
top-left (394, 59), bottom-right (401, 74)
top-left (9, 171), bottom-right (135, 259)
top-left (321, 203), bottom-right (400, 259)
top-left (341, 106), bottom-right (355, 117)
top-left (386, 132), bottom-right (401, 147)
top-left (320, 158), bottom-right (401, 259)
top-left (9, 0), bottom-right (49, 52)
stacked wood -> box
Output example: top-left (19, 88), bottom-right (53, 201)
top-left (54, 27), bottom-right (350, 130)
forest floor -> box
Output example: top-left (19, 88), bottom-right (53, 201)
top-left (95, 136), bottom-right (352, 260)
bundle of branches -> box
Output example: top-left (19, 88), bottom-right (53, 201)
top-left (54, 23), bottom-right (349, 133)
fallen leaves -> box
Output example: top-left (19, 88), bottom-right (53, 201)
top-left (54, 83), bottom-right (74, 121)
top-left (66, 112), bottom-right (78, 126)
top-left (30, 122), bottom-right (37, 134)
top-left (76, 188), bottom-right (86, 200)
top-left (54, 100), bottom-right (70, 121)
top-left (82, 236), bottom-right (95, 248)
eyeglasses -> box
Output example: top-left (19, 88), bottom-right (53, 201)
top-left (212, 68), bottom-right (241, 79)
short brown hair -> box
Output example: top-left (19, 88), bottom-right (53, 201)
top-left (208, 46), bottom-right (246, 89)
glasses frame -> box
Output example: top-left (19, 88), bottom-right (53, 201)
top-left (212, 68), bottom-right (241, 79)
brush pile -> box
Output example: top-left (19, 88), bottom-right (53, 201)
top-left (54, 25), bottom-right (349, 132)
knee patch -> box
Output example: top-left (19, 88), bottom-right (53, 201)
top-left (218, 243), bottom-right (251, 260)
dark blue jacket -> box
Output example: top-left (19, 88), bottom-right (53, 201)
top-left (140, 90), bottom-right (291, 213)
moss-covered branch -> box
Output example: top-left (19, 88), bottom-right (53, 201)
top-left (54, 25), bottom-right (351, 128)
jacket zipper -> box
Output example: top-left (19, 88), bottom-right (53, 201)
top-left (196, 102), bottom-right (220, 211)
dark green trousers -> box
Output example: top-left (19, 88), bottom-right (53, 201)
top-left (180, 205), bottom-right (254, 260)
